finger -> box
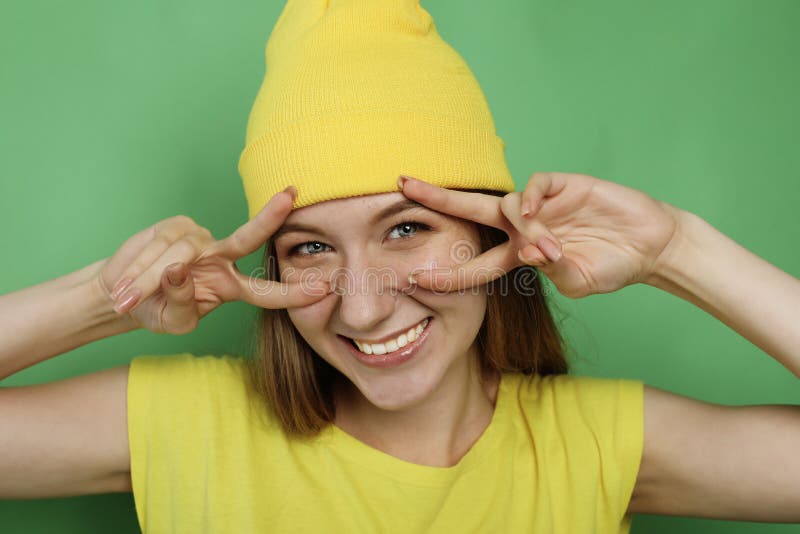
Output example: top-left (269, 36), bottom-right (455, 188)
top-left (113, 232), bottom-right (210, 314)
top-left (160, 262), bottom-right (200, 334)
top-left (104, 224), bottom-right (158, 298)
top-left (409, 242), bottom-right (519, 292)
top-left (518, 243), bottom-right (549, 266)
top-left (500, 192), bottom-right (562, 262)
top-left (235, 271), bottom-right (332, 309)
top-left (520, 172), bottom-right (567, 218)
top-left (398, 175), bottom-right (512, 232)
top-left (215, 187), bottom-right (296, 260)
top-left (108, 215), bottom-right (205, 299)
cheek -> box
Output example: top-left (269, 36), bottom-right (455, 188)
top-left (279, 262), bottom-right (336, 285)
top-left (286, 295), bottom-right (337, 337)
top-left (398, 235), bottom-right (481, 290)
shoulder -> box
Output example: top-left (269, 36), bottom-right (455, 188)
top-left (130, 352), bottom-right (246, 375)
top-left (128, 353), bottom-right (253, 416)
top-left (504, 372), bottom-right (644, 412)
top-left (129, 352), bottom-right (248, 390)
top-left (503, 371), bottom-right (644, 453)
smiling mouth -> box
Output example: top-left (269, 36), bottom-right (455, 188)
top-left (341, 317), bottom-right (432, 356)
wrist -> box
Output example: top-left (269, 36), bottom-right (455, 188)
top-left (643, 204), bottom-right (705, 293)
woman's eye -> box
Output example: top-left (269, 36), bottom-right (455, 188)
top-left (289, 241), bottom-right (331, 257)
top-left (388, 221), bottom-right (430, 240)
top-left (287, 221), bottom-right (430, 258)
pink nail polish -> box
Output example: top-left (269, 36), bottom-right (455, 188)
top-left (114, 288), bottom-right (141, 314)
top-left (110, 277), bottom-right (134, 300)
top-left (537, 237), bottom-right (562, 262)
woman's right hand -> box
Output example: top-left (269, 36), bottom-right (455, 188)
top-left (95, 186), bottom-right (330, 334)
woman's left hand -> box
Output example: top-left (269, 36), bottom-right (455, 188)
top-left (397, 172), bottom-right (681, 299)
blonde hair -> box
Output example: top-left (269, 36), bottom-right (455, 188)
top-left (245, 191), bottom-right (570, 437)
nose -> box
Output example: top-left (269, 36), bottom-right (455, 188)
top-left (332, 258), bottom-right (403, 334)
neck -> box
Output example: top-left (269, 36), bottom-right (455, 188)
top-left (332, 347), bottom-right (501, 467)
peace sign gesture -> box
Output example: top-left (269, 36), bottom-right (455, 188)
top-left (398, 172), bottom-right (679, 299)
top-left (95, 186), bottom-right (331, 334)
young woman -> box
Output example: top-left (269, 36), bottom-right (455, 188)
top-left (2, 171), bottom-right (799, 533)
top-left (2, 0), bottom-right (799, 532)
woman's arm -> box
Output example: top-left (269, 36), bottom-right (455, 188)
top-left (644, 203), bottom-right (800, 378)
top-left (1, 193), bottom-right (333, 382)
top-left (397, 174), bottom-right (800, 520)
top-left (0, 258), bottom-right (138, 381)
top-left (399, 173), bottom-right (800, 377)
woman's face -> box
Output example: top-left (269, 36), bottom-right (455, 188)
top-left (272, 192), bottom-right (487, 410)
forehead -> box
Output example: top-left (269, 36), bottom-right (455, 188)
top-left (283, 192), bottom-right (427, 225)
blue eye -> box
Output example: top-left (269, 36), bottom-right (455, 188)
top-left (288, 221), bottom-right (430, 257)
top-left (289, 241), bottom-right (331, 257)
top-left (388, 221), bottom-right (429, 239)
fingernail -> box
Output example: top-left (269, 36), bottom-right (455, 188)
top-left (537, 236), bottom-right (562, 262)
top-left (110, 277), bottom-right (134, 300)
top-left (408, 272), bottom-right (418, 285)
top-left (397, 176), bottom-right (407, 190)
top-left (283, 186), bottom-right (297, 201)
top-left (114, 288), bottom-right (141, 314)
top-left (519, 243), bottom-right (540, 263)
top-left (167, 264), bottom-right (185, 286)
top-left (308, 280), bottom-right (330, 296)
top-left (521, 201), bottom-right (531, 217)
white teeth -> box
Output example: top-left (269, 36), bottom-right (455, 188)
top-left (354, 340), bottom-right (373, 355)
top-left (408, 318), bottom-right (427, 342)
top-left (353, 318), bottom-right (429, 355)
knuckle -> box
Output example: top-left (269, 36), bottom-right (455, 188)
top-left (499, 191), bottom-right (518, 213)
top-left (198, 226), bottom-right (213, 240)
top-left (529, 172), bottom-right (551, 186)
top-left (173, 237), bottom-right (199, 257)
top-left (123, 262), bottom-right (147, 280)
top-left (172, 214), bottom-right (196, 227)
top-left (158, 215), bottom-right (197, 238)
top-left (191, 230), bottom-right (214, 250)
top-left (151, 234), bottom-right (173, 249)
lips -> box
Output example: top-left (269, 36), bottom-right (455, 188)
top-left (350, 317), bottom-right (429, 355)
top-left (338, 317), bottom-right (433, 369)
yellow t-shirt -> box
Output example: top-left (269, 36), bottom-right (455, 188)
top-left (127, 353), bottom-right (643, 533)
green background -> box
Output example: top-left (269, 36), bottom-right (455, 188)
top-left (2, 0), bottom-right (799, 531)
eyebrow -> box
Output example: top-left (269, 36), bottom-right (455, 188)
top-left (272, 198), bottom-right (429, 240)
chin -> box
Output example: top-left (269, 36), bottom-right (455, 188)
top-left (342, 354), bottom-right (454, 412)
top-left (357, 377), bottom-right (440, 411)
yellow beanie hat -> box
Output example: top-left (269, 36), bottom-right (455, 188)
top-left (238, 0), bottom-right (515, 219)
